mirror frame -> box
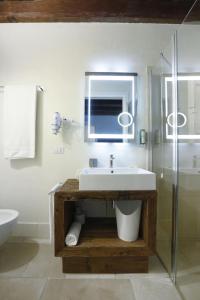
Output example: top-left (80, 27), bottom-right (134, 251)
top-left (84, 72), bottom-right (137, 143)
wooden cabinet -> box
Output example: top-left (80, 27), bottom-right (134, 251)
top-left (54, 179), bottom-right (157, 273)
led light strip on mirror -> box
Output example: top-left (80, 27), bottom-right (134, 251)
top-left (165, 75), bottom-right (200, 140)
top-left (87, 73), bottom-right (136, 140)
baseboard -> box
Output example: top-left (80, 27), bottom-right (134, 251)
top-left (11, 222), bottom-right (50, 241)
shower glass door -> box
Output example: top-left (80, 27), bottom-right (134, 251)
top-left (151, 37), bottom-right (178, 280)
top-left (176, 1), bottom-right (200, 298)
top-left (151, 1), bottom-right (200, 290)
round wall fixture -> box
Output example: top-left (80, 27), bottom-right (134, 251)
top-left (167, 112), bottom-right (187, 128)
top-left (117, 112), bottom-right (133, 128)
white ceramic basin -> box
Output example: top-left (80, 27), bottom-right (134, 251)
top-left (79, 167), bottom-right (156, 191)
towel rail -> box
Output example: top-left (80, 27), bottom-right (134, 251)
top-left (0, 85), bottom-right (44, 92)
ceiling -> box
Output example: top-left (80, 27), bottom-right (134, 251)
top-left (0, 0), bottom-right (198, 23)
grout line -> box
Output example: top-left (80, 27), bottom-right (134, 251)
top-left (38, 278), bottom-right (48, 300)
top-left (129, 278), bottom-right (138, 300)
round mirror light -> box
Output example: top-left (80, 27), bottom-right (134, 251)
top-left (117, 112), bottom-right (133, 128)
top-left (167, 112), bottom-right (187, 128)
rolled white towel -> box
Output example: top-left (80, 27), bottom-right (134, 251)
top-left (65, 222), bottom-right (82, 246)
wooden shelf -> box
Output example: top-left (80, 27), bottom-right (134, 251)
top-left (59, 218), bottom-right (147, 257)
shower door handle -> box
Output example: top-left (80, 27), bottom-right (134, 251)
top-left (171, 183), bottom-right (178, 279)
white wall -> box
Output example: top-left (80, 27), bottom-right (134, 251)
top-left (0, 23), bottom-right (176, 240)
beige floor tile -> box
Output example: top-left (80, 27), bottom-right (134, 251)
top-left (0, 242), bottom-right (39, 277)
top-left (23, 244), bottom-right (65, 278)
top-left (176, 273), bottom-right (200, 300)
top-left (176, 241), bottom-right (200, 277)
top-left (0, 242), bottom-right (186, 300)
top-left (40, 279), bottom-right (135, 300)
top-left (130, 277), bottom-right (182, 300)
top-left (177, 241), bottom-right (200, 298)
top-left (65, 274), bottom-right (116, 279)
top-left (0, 278), bottom-right (46, 300)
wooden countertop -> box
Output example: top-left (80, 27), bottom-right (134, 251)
top-left (55, 179), bottom-right (157, 201)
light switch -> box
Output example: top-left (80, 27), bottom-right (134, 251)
top-left (53, 146), bottom-right (65, 154)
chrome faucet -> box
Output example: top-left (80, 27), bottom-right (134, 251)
top-left (109, 154), bottom-right (115, 168)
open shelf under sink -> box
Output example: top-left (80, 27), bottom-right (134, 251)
top-left (59, 217), bottom-right (146, 257)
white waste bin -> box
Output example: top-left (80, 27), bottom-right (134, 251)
top-left (115, 200), bottom-right (142, 242)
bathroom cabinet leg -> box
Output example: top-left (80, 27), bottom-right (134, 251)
top-left (54, 198), bottom-right (74, 256)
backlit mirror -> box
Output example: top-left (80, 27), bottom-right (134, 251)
top-left (165, 74), bottom-right (200, 140)
top-left (84, 72), bottom-right (137, 142)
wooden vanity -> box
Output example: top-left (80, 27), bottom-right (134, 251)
top-left (54, 179), bottom-right (157, 273)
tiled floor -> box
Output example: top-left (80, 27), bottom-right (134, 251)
top-left (156, 239), bottom-right (200, 300)
top-left (0, 242), bottom-right (182, 300)
top-left (176, 240), bottom-right (200, 300)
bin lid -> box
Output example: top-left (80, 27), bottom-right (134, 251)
top-left (115, 200), bottom-right (141, 215)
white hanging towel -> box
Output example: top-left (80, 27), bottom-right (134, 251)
top-left (3, 85), bottom-right (37, 159)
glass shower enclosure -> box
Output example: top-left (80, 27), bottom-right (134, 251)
top-left (176, 1), bottom-right (200, 299)
top-left (151, 1), bottom-right (200, 298)
top-left (151, 37), bottom-right (178, 281)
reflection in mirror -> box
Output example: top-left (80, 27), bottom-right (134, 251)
top-left (84, 72), bottom-right (137, 143)
top-left (165, 75), bottom-right (200, 140)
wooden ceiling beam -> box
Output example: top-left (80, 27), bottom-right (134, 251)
top-left (0, 0), bottom-right (197, 23)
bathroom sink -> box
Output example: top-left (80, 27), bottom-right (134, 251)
top-left (79, 167), bottom-right (156, 191)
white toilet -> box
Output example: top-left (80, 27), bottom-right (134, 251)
top-left (0, 209), bottom-right (19, 247)
top-left (115, 200), bottom-right (142, 242)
